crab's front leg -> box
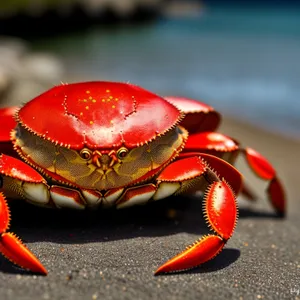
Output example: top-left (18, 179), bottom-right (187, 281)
top-left (117, 154), bottom-right (240, 274)
top-left (154, 155), bottom-right (239, 274)
top-left (0, 154), bottom-right (48, 274)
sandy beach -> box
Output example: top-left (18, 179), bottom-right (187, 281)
top-left (0, 114), bottom-right (299, 300)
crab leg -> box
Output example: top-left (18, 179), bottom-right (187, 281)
top-left (0, 154), bottom-right (48, 274)
top-left (153, 155), bottom-right (238, 274)
top-left (164, 96), bottom-right (221, 133)
top-left (0, 193), bottom-right (47, 274)
top-left (242, 147), bottom-right (285, 215)
top-left (115, 155), bottom-right (239, 274)
top-left (165, 96), bottom-right (286, 216)
top-left (0, 106), bottom-right (18, 156)
top-left (184, 132), bottom-right (286, 216)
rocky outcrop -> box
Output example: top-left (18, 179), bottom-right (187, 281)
top-left (0, 37), bottom-right (64, 106)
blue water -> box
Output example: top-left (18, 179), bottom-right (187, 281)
top-left (32, 5), bottom-right (300, 139)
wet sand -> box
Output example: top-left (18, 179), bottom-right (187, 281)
top-left (0, 117), bottom-right (299, 300)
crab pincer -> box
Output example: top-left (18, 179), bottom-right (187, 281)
top-left (152, 155), bottom-right (238, 274)
top-left (155, 181), bottom-right (237, 274)
top-left (0, 193), bottom-right (47, 274)
top-left (0, 154), bottom-right (48, 274)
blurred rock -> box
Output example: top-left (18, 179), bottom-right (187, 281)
top-left (0, 0), bottom-right (165, 37)
top-left (0, 37), bottom-right (28, 75)
top-left (0, 37), bottom-right (65, 107)
top-left (0, 68), bottom-right (10, 99)
top-left (162, 0), bottom-right (205, 18)
top-left (22, 53), bottom-right (64, 83)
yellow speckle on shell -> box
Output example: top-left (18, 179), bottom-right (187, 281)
top-left (86, 90), bottom-right (90, 94)
top-left (85, 106), bottom-right (89, 110)
top-left (106, 89), bottom-right (110, 93)
top-left (90, 121), bottom-right (94, 125)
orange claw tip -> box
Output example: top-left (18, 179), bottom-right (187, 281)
top-left (154, 235), bottom-right (225, 275)
top-left (0, 232), bottom-right (47, 275)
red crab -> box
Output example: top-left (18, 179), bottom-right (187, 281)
top-left (0, 81), bottom-right (285, 275)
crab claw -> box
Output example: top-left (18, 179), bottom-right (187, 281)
top-left (243, 148), bottom-right (286, 216)
top-left (0, 193), bottom-right (47, 274)
top-left (155, 180), bottom-right (237, 274)
top-left (0, 106), bottom-right (18, 156)
top-left (155, 235), bottom-right (225, 274)
top-left (0, 106), bottom-right (18, 142)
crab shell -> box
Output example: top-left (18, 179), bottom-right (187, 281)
top-left (16, 82), bottom-right (183, 150)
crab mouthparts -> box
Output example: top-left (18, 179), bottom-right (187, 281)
top-left (92, 151), bottom-right (119, 171)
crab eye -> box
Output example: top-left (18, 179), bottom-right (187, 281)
top-left (80, 148), bottom-right (92, 160)
top-left (117, 147), bottom-right (129, 159)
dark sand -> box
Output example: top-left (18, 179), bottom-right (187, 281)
top-left (0, 117), bottom-right (299, 300)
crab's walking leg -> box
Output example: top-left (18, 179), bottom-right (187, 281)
top-left (152, 155), bottom-right (239, 274)
top-left (0, 193), bottom-right (47, 274)
top-left (184, 132), bottom-right (286, 216)
top-left (165, 96), bottom-right (286, 216)
top-left (242, 147), bottom-right (285, 216)
top-left (0, 154), bottom-right (48, 274)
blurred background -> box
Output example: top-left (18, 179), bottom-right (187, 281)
top-left (0, 0), bottom-right (299, 140)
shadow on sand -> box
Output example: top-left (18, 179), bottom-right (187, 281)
top-left (0, 194), bottom-right (279, 275)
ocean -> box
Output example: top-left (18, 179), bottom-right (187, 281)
top-left (32, 5), bottom-right (300, 140)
